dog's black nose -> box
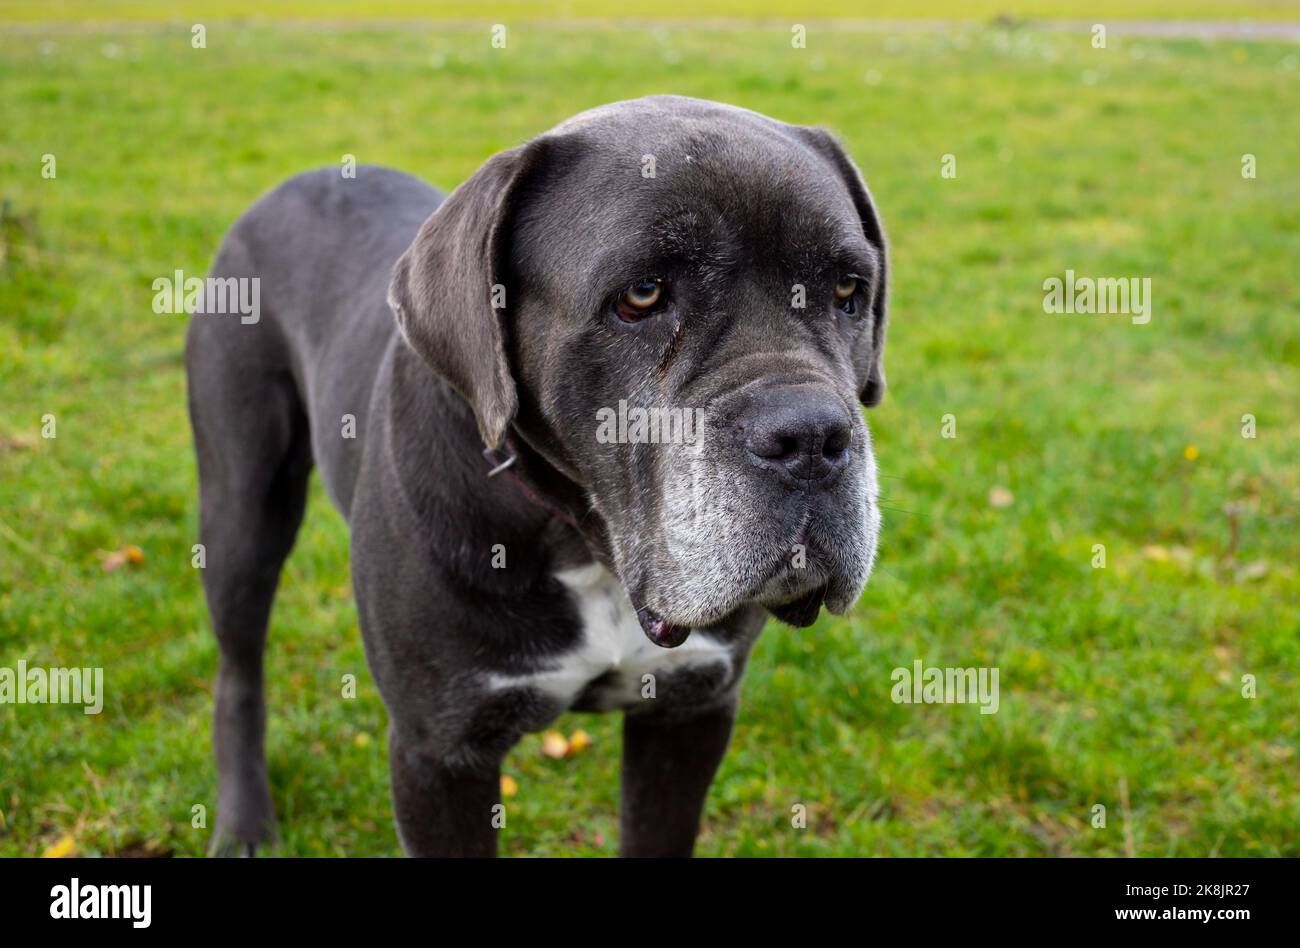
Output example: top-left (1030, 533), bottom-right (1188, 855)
top-left (740, 386), bottom-right (853, 483)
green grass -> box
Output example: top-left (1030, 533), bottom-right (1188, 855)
top-left (2, 1), bottom-right (1298, 23)
top-left (1, 19), bottom-right (1297, 857)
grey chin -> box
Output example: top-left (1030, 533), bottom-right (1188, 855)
top-left (763, 571), bottom-right (868, 628)
top-left (627, 575), bottom-right (751, 646)
top-left (821, 549), bottom-right (876, 615)
top-left (639, 566), bottom-right (868, 636)
top-left (761, 547), bottom-right (877, 624)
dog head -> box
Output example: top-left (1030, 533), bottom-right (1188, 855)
top-left (389, 96), bottom-right (889, 647)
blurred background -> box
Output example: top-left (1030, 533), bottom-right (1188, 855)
top-left (0, 1), bottom-right (1296, 856)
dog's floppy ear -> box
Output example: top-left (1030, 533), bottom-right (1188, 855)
top-left (798, 127), bottom-right (890, 407)
top-left (388, 140), bottom-right (547, 448)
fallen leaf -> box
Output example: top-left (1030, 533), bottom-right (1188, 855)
top-left (988, 486), bottom-right (1014, 508)
top-left (42, 834), bottom-right (76, 858)
top-left (500, 775), bottom-right (519, 797)
top-left (1142, 545), bottom-right (1170, 562)
top-left (567, 729), bottom-right (592, 754)
top-left (541, 730), bottom-right (569, 759)
top-left (102, 544), bottom-right (144, 572)
top-left (1235, 560), bottom-right (1269, 583)
top-left (0, 432), bottom-right (36, 452)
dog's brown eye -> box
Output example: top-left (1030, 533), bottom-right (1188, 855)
top-left (625, 279), bottom-right (662, 308)
top-left (615, 279), bottom-right (664, 321)
top-left (833, 276), bottom-right (860, 315)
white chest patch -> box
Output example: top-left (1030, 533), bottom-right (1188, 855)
top-left (487, 563), bottom-right (733, 710)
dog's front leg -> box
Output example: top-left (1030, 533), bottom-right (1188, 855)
top-left (619, 700), bottom-right (737, 857)
top-left (387, 726), bottom-right (503, 858)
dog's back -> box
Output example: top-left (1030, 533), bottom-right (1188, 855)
top-left (186, 165), bottom-right (440, 515)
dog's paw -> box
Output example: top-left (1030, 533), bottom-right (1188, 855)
top-left (208, 826), bottom-right (277, 858)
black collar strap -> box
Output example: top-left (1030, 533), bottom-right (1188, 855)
top-left (482, 435), bottom-right (583, 532)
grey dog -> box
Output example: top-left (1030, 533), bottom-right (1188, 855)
top-left (186, 95), bottom-right (890, 857)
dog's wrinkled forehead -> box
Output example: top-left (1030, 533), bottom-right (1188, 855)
top-left (514, 98), bottom-right (875, 293)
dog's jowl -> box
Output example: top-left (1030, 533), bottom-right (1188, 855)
top-left (186, 95), bottom-right (890, 857)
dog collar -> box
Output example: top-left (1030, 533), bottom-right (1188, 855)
top-left (482, 437), bottom-right (583, 532)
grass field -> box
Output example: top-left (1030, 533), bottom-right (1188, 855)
top-left (2, 1), bottom-right (1298, 24)
top-left (1, 12), bottom-right (1298, 857)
